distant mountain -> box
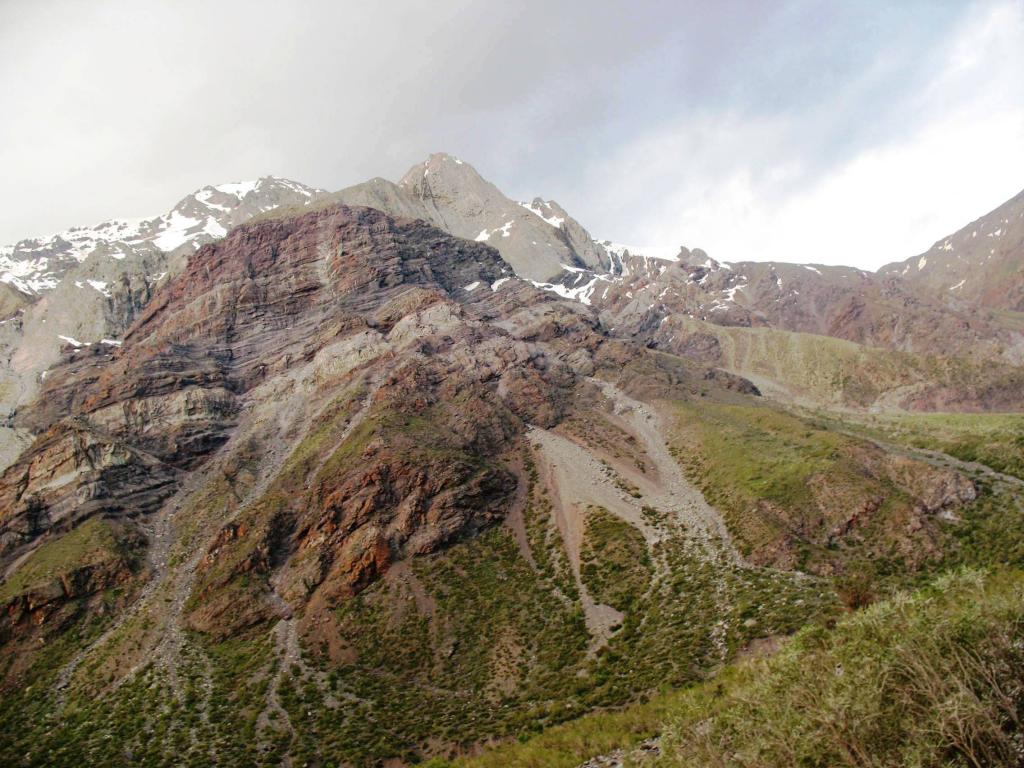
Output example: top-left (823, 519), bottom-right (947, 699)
top-left (880, 188), bottom-right (1024, 313)
top-left (0, 178), bottom-right (324, 467)
top-left (0, 177), bottom-right (323, 298)
top-left (1, 159), bottom-right (1023, 767)
top-left (2, 158), bottom-right (1022, 472)
top-left (578, 248), bottom-right (1022, 364)
top-left (333, 152), bottom-right (610, 281)
top-left (337, 156), bottom-right (1024, 367)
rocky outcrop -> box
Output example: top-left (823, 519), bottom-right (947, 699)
top-left (582, 249), bottom-right (1022, 365)
top-left (0, 177), bottom-right (326, 471)
top-left (334, 153), bottom-right (610, 282)
top-left (0, 199), bottom-right (606, 642)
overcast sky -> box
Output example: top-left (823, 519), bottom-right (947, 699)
top-left (2, 0), bottom-right (1022, 268)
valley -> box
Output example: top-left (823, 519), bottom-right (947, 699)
top-left (0, 155), bottom-right (1021, 767)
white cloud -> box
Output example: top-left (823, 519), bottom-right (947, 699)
top-left (587, 0), bottom-right (1024, 269)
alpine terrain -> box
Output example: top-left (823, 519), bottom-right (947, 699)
top-left (1, 153), bottom-right (1023, 768)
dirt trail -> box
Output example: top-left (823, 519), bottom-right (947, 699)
top-left (255, 591), bottom-right (297, 765)
top-left (842, 429), bottom-right (1024, 494)
top-left (591, 379), bottom-right (742, 561)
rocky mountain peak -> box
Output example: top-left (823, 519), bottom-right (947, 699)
top-left (0, 176), bottom-right (327, 456)
top-left (339, 152), bottom-right (612, 281)
top-left (879, 186), bottom-right (1024, 312)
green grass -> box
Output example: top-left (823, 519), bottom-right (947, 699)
top-left (664, 316), bottom-right (1024, 411)
top-left (836, 410), bottom-right (1024, 481)
top-left (669, 400), bottom-right (920, 575)
top-left (0, 516), bottom-right (141, 603)
top-left (653, 567), bottom-right (1024, 767)
top-left (453, 567), bottom-right (1024, 768)
top-left (580, 506), bottom-right (651, 612)
top-left (669, 399), bottom-right (1024, 602)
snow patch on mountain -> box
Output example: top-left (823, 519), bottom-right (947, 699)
top-left (603, 242), bottom-right (680, 261)
top-left (214, 180), bottom-right (261, 197)
top-left (0, 177), bottom-right (323, 297)
top-left (520, 201), bottom-right (565, 228)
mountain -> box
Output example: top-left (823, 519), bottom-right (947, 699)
top-left (0, 177), bottom-right (323, 298)
top-left (880, 187), bottom-right (1024, 313)
top-left (0, 156), bottom-right (1022, 766)
top-left (0, 177), bottom-right (325, 468)
top-left (4, 195), bottom-right (1014, 767)
top-left (2, 155), bottom-right (1018, 453)
top-left (333, 152), bottom-right (611, 281)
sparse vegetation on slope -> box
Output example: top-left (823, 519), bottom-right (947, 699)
top-left (658, 318), bottom-right (1024, 411)
top-left (0, 516), bottom-right (143, 603)
top-left (580, 506), bottom-right (651, 612)
top-left (653, 567), bottom-right (1024, 768)
top-left (669, 400), bottom-right (963, 577)
top-left (842, 410), bottom-right (1024, 481)
top-left (453, 567), bottom-right (1024, 768)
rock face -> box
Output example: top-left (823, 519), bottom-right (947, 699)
top-left (333, 153), bottom-right (611, 281)
top-left (0, 200), bottom-right (603, 639)
top-left (336, 160), bottom-right (1023, 369)
top-left (880, 187), bottom-right (1024, 312)
top-left (0, 178), bottom-right (325, 470)
top-left (546, 246), bottom-right (1023, 365)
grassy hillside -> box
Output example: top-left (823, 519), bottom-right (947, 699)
top-left (665, 318), bottom-right (1024, 411)
top-left (835, 410), bottom-right (1024, 481)
top-left (669, 400), bottom-right (941, 578)
top-left (687, 321), bottom-right (912, 406)
top-left (0, 516), bottom-right (142, 603)
top-left (453, 567), bottom-right (1024, 768)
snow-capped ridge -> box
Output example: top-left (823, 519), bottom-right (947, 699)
top-left (1, 176), bottom-right (323, 296)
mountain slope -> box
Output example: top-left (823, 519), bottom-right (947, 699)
top-left (333, 153), bottom-right (611, 281)
top-left (0, 177), bottom-right (325, 470)
top-left (0, 201), bottom-right (734, 763)
top-left (880, 187), bottom-right (1024, 313)
top-left (456, 567), bottom-right (1024, 768)
top-left (1, 187), bottom-right (1023, 766)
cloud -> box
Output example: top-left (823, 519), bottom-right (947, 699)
top-left (580, 0), bottom-right (1024, 268)
top-left (0, 0), bottom-right (1020, 273)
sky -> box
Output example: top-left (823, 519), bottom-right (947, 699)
top-left (1, 0), bottom-right (1022, 269)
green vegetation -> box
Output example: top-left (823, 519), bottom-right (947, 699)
top-left (669, 400), bottom-right (919, 574)
top-left (580, 506), bottom-right (651, 612)
top-left (6, 362), bottom-right (1021, 766)
top-left (670, 398), bottom-right (1024, 603)
top-left (0, 516), bottom-right (141, 603)
top-left (0, 613), bottom-right (281, 767)
top-left (585, 530), bottom-right (835, 702)
top-left (448, 689), bottom-right (677, 768)
top-left (313, 526), bottom-right (591, 765)
top-left (454, 567), bottom-right (1024, 768)
top-left (835, 410), bottom-right (1024, 481)
top-left (669, 317), bottom-right (1024, 410)
top-left (521, 447), bottom-right (578, 601)
top-left (655, 567), bottom-right (1024, 768)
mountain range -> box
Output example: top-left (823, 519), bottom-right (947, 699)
top-left (0, 154), bottom-right (1022, 767)
top-left (1, 155), bottom-right (1021, 442)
